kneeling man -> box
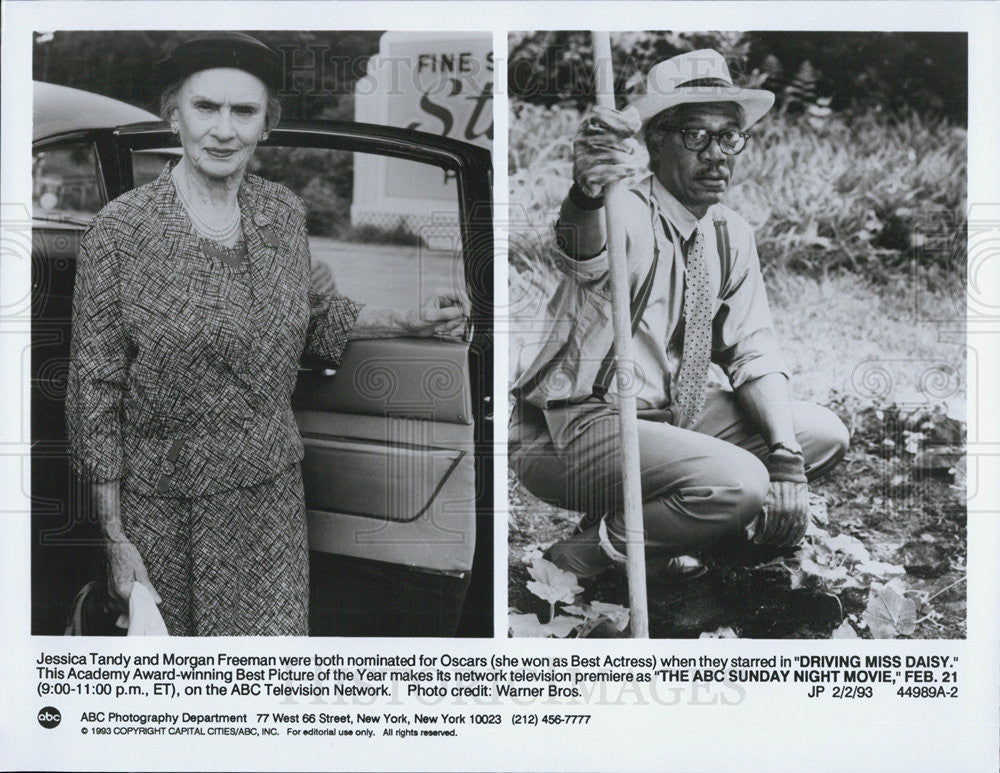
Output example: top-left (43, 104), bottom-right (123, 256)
top-left (511, 50), bottom-right (849, 578)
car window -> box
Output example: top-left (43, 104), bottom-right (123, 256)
top-left (127, 145), bottom-right (466, 309)
top-left (132, 150), bottom-right (183, 188)
top-left (250, 147), bottom-right (465, 309)
top-left (32, 143), bottom-right (104, 222)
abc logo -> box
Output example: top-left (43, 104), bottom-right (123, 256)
top-left (37, 707), bottom-right (61, 729)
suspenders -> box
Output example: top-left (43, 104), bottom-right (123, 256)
top-left (591, 207), bottom-right (731, 401)
top-left (713, 219), bottom-right (731, 272)
top-left (591, 195), bottom-right (668, 399)
top-left (516, 185), bottom-right (732, 408)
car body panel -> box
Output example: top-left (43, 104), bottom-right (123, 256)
top-left (33, 81), bottom-right (161, 141)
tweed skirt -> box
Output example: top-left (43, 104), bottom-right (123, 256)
top-left (121, 464), bottom-right (308, 636)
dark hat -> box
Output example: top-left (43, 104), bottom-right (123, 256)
top-left (157, 32), bottom-right (282, 92)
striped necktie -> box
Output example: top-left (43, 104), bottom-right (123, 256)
top-left (675, 227), bottom-right (711, 427)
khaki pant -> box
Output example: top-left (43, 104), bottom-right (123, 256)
top-left (510, 388), bottom-right (849, 557)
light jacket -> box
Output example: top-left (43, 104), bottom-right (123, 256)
top-left (67, 163), bottom-right (362, 497)
top-left (513, 176), bottom-right (787, 424)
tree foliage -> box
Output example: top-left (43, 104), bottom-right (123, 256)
top-left (33, 30), bottom-right (382, 121)
top-left (508, 31), bottom-right (967, 124)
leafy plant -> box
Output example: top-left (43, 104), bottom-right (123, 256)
top-left (781, 60), bottom-right (821, 114)
top-left (526, 558), bottom-right (583, 619)
top-left (863, 583), bottom-right (917, 638)
top-left (509, 557), bottom-right (630, 638)
top-left (508, 100), bottom-right (966, 281)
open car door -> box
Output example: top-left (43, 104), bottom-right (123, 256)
top-left (112, 121), bottom-right (493, 636)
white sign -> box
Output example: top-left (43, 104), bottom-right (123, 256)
top-left (352, 32), bottom-right (492, 237)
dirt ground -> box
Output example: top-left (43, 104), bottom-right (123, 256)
top-left (508, 399), bottom-right (967, 639)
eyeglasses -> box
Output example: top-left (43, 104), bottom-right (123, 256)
top-left (654, 126), bottom-right (751, 156)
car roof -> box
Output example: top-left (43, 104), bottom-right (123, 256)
top-left (34, 81), bottom-right (162, 142)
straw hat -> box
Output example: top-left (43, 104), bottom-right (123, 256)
top-left (628, 49), bottom-right (774, 130)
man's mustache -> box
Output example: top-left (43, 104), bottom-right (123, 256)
top-left (696, 167), bottom-right (730, 180)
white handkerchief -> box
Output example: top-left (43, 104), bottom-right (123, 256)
top-left (116, 583), bottom-right (169, 636)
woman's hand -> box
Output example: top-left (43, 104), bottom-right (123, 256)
top-left (350, 288), bottom-right (469, 340)
top-left (92, 480), bottom-right (161, 610)
top-left (105, 538), bottom-right (162, 611)
top-left (403, 288), bottom-right (469, 338)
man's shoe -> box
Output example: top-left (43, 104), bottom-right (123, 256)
top-left (546, 517), bottom-right (707, 582)
top-left (646, 554), bottom-right (708, 583)
top-left (596, 517), bottom-right (707, 582)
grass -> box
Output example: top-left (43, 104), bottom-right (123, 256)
top-left (766, 269), bottom-right (965, 411)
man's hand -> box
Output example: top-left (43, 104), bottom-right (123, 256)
top-left (755, 445), bottom-right (809, 546)
top-left (105, 538), bottom-right (161, 611)
top-left (757, 481), bottom-right (809, 546)
top-left (572, 105), bottom-right (648, 198)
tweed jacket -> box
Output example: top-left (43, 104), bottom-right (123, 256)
top-left (67, 163), bottom-right (362, 498)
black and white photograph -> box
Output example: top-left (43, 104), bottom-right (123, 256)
top-left (29, 29), bottom-right (494, 638)
top-left (507, 31), bottom-right (968, 640)
top-left (2, 2), bottom-right (999, 772)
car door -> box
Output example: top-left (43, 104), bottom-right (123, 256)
top-left (111, 121), bottom-right (493, 636)
top-left (30, 132), bottom-right (109, 635)
top-left (30, 108), bottom-right (191, 634)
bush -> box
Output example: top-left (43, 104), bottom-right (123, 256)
top-left (250, 146), bottom-right (355, 237)
top-left (508, 100), bottom-right (966, 280)
top-left (338, 221), bottom-right (425, 246)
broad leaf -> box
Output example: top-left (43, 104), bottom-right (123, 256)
top-left (526, 558), bottom-right (583, 606)
top-left (824, 533), bottom-right (871, 563)
top-left (588, 601), bottom-right (630, 632)
top-left (800, 556), bottom-right (849, 584)
top-left (575, 616), bottom-right (626, 638)
top-left (527, 558), bottom-right (583, 594)
top-left (526, 580), bottom-right (578, 606)
top-left (831, 619), bottom-right (859, 639)
top-left (856, 558), bottom-right (906, 577)
top-left (508, 612), bottom-right (582, 638)
top-left (862, 586), bottom-right (917, 638)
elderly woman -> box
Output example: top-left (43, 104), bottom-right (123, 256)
top-left (66, 33), bottom-right (466, 636)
